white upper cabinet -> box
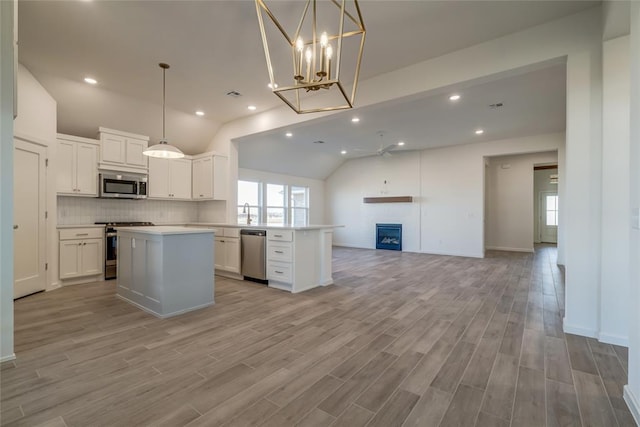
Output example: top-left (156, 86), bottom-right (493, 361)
top-left (192, 153), bottom-right (228, 200)
top-left (98, 127), bottom-right (149, 173)
top-left (148, 157), bottom-right (192, 200)
top-left (56, 134), bottom-right (99, 196)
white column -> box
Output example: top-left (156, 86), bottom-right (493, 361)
top-left (0, 0), bottom-right (15, 362)
top-left (563, 45), bottom-right (604, 338)
top-left (624, 2), bottom-right (640, 423)
top-left (599, 35), bottom-right (630, 346)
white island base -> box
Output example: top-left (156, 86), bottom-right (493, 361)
top-left (117, 226), bottom-right (215, 318)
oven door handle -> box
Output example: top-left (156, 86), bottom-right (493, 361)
top-left (106, 233), bottom-right (117, 237)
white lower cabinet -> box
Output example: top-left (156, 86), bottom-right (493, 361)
top-left (213, 227), bottom-right (241, 276)
top-left (267, 230), bottom-right (295, 291)
top-left (59, 228), bottom-right (104, 282)
top-left (266, 228), bottom-right (333, 293)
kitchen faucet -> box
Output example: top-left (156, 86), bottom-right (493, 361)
top-left (242, 203), bottom-right (252, 225)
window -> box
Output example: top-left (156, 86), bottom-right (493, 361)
top-left (266, 184), bottom-right (286, 225)
top-left (237, 181), bottom-right (309, 226)
top-left (237, 180), bottom-right (261, 224)
top-left (546, 195), bottom-right (558, 226)
top-left (290, 186), bottom-right (309, 227)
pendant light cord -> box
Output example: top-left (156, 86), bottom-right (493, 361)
top-left (159, 63), bottom-right (170, 142)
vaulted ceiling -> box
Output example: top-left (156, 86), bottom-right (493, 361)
top-left (18, 1), bottom-right (597, 174)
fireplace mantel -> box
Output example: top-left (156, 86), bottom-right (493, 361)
top-left (363, 196), bottom-right (413, 204)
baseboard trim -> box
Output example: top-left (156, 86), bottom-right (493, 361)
top-left (421, 249), bottom-right (484, 259)
top-left (598, 332), bottom-right (629, 347)
top-left (485, 246), bottom-right (534, 253)
top-left (0, 353), bottom-right (16, 363)
top-left (624, 386), bottom-right (640, 426)
top-left (47, 282), bottom-right (61, 291)
top-left (563, 319), bottom-right (598, 338)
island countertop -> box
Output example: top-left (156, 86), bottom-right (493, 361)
top-left (117, 225), bottom-right (216, 235)
top-left (187, 223), bottom-right (343, 231)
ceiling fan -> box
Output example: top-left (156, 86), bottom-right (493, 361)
top-left (354, 131), bottom-right (400, 157)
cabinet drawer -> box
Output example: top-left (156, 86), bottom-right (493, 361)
top-left (59, 228), bottom-right (103, 240)
top-left (267, 262), bottom-right (292, 283)
top-left (268, 230), bottom-right (293, 242)
top-left (268, 244), bottom-right (292, 262)
top-left (223, 228), bottom-right (241, 238)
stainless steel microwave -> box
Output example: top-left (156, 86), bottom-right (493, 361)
top-left (99, 173), bottom-right (147, 199)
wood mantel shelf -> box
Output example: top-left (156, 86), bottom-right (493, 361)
top-left (363, 196), bottom-right (413, 204)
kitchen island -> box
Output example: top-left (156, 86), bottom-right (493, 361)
top-left (117, 226), bottom-right (215, 318)
top-left (189, 223), bottom-right (339, 293)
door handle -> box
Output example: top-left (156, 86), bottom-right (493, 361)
top-left (13, 225), bottom-right (18, 230)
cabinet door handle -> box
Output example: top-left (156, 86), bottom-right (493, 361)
top-left (13, 225), bottom-right (18, 230)
top-left (78, 243), bottom-right (82, 246)
top-left (76, 233), bottom-right (89, 236)
top-left (83, 243), bottom-right (87, 246)
top-left (274, 234), bottom-right (282, 238)
top-left (275, 250), bottom-right (284, 254)
top-left (200, 194), bottom-right (204, 197)
top-left (275, 270), bottom-right (284, 274)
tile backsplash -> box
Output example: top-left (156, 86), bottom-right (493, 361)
top-left (58, 197), bottom-right (215, 225)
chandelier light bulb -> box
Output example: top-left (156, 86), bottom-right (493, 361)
top-left (296, 37), bottom-right (304, 52)
top-left (320, 32), bottom-right (328, 47)
top-left (327, 44), bottom-right (333, 59)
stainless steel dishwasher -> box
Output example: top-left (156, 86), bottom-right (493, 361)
top-left (241, 229), bottom-right (267, 283)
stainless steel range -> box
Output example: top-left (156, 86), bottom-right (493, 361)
top-left (96, 222), bottom-right (154, 279)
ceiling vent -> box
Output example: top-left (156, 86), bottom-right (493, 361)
top-left (226, 90), bottom-right (242, 98)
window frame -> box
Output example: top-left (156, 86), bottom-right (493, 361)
top-left (237, 180), bottom-right (310, 226)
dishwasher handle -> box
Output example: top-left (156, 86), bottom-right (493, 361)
top-left (241, 229), bottom-right (266, 237)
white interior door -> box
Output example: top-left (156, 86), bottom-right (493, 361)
top-left (14, 139), bottom-right (47, 298)
top-left (539, 191), bottom-right (558, 244)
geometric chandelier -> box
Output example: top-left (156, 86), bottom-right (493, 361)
top-left (255, 0), bottom-right (366, 114)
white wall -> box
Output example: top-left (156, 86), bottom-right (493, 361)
top-left (422, 134), bottom-right (564, 258)
top-left (486, 152), bottom-right (558, 252)
top-left (600, 35), bottom-right (630, 346)
top-left (239, 168), bottom-right (325, 225)
top-left (326, 152), bottom-right (421, 251)
top-left (533, 168), bottom-right (559, 243)
top-left (326, 134), bottom-right (564, 257)
top-left (624, 2), bottom-right (640, 421)
top-left (0, 0), bottom-right (15, 362)
top-left (14, 64), bottom-right (59, 292)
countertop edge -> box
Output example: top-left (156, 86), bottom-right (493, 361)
top-left (186, 223), bottom-right (344, 231)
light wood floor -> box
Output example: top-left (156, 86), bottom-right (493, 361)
top-left (0, 246), bottom-right (634, 426)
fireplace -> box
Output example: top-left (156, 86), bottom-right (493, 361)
top-left (376, 223), bottom-right (402, 251)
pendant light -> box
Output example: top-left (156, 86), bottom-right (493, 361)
top-left (143, 63), bottom-right (185, 159)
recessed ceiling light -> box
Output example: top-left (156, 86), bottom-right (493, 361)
top-left (285, 132), bottom-right (293, 137)
top-left (268, 83), bottom-right (278, 89)
top-left (475, 129), bottom-right (484, 135)
top-left (195, 111), bottom-right (205, 116)
top-left (351, 117), bottom-right (360, 123)
top-left (449, 94), bottom-right (461, 101)
top-left (341, 150), bottom-right (347, 155)
top-left (248, 105), bottom-right (257, 111)
top-left (84, 77), bottom-right (97, 85)
top-left (397, 141), bottom-right (405, 146)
